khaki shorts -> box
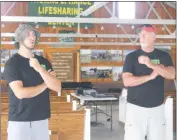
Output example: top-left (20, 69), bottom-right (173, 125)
top-left (124, 103), bottom-right (166, 140)
top-left (7, 119), bottom-right (49, 140)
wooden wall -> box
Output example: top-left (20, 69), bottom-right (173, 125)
top-left (1, 2), bottom-right (176, 44)
top-left (171, 47), bottom-right (176, 69)
top-left (0, 1), bottom-right (176, 134)
top-left (1, 2), bottom-right (176, 82)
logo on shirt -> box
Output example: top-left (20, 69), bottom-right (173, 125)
top-left (41, 64), bottom-right (46, 69)
top-left (151, 59), bottom-right (160, 64)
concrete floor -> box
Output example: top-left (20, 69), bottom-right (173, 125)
top-left (90, 104), bottom-right (176, 140)
top-left (91, 104), bottom-right (125, 140)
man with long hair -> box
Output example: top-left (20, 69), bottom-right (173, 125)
top-left (4, 24), bottom-right (61, 140)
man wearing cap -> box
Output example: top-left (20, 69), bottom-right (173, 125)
top-left (3, 24), bottom-right (61, 140)
top-left (122, 24), bottom-right (175, 140)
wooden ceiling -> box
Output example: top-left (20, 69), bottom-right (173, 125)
top-left (1, 2), bottom-right (176, 46)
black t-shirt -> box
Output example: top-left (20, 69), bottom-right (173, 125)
top-left (3, 53), bottom-right (53, 121)
top-left (123, 49), bottom-right (174, 108)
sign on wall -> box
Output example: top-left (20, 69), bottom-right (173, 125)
top-left (28, 2), bottom-right (94, 27)
top-left (51, 52), bottom-right (74, 82)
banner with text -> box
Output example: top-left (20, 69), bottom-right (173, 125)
top-left (28, 2), bottom-right (94, 27)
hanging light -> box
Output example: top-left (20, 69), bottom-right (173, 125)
top-left (117, 24), bottom-right (120, 28)
top-left (85, 25), bottom-right (88, 30)
top-left (131, 25), bottom-right (135, 29)
top-left (1, 24), bottom-right (5, 28)
top-left (53, 25), bottom-right (56, 29)
top-left (35, 24), bottom-right (39, 28)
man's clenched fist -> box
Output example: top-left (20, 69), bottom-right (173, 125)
top-left (138, 55), bottom-right (152, 67)
top-left (29, 58), bottom-right (42, 72)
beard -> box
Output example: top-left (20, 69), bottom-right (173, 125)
top-left (23, 42), bottom-right (35, 50)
